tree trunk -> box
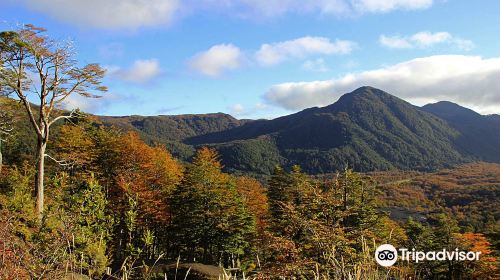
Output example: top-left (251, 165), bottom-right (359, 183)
top-left (35, 138), bottom-right (46, 219)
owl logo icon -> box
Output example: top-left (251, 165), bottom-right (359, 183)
top-left (375, 244), bottom-right (398, 267)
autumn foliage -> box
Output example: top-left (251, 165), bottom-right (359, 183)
top-left (0, 117), bottom-right (498, 279)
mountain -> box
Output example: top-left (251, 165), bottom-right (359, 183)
top-left (96, 87), bottom-right (500, 175)
top-left (100, 113), bottom-right (251, 141)
top-left (183, 86), bottom-right (466, 174)
top-left (99, 113), bottom-right (252, 159)
top-left (487, 114), bottom-right (500, 121)
top-left (99, 86), bottom-right (500, 175)
top-left (422, 101), bottom-right (500, 162)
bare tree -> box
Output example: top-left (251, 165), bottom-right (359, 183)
top-left (0, 25), bottom-right (107, 218)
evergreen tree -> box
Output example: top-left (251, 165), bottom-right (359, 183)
top-left (71, 175), bottom-right (114, 277)
top-left (267, 165), bottom-right (293, 233)
top-left (169, 147), bottom-right (255, 265)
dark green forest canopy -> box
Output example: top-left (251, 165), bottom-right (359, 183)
top-left (100, 87), bottom-right (500, 175)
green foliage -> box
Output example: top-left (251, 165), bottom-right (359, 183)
top-left (422, 101), bottom-right (500, 162)
top-left (100, 113), bottom-right (247, 161)
top-left (215, 137), bottom-right (283, 175)
top-left (169, 148), bottom-right (256, 264)
top-left (0, 165), bottom-right (37, 237)
top-left (71, 175), bottom-right (114, 277)
top-left (263, 166), bottom-right (388, 277)
top-left (128, 86), bottom-right (479, 174)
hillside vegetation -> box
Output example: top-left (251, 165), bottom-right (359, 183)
top-left (98, 87), bottom-right (500, 175)
top-left (1, 26), bottom-right (498, 280)
top-left (0, 110), bottom-right (498, 279)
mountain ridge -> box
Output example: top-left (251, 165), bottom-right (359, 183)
top-left (97, 87), bottom-right (499, 175)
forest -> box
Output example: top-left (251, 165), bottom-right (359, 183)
top-left (0, 26), bottom-right (498, 280)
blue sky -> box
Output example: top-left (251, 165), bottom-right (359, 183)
top-left (1, 0), bottom-right (499, 118)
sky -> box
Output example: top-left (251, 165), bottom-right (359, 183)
top-left (1, 0), bottom-right (499, 119)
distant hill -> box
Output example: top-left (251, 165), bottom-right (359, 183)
top-left (183, 86), bottom-right (466, 173)
top-left (99, 113), bottom-right (252, 159)
top-left (96, 86), bottom-right (500, 174)
top-left (422, 101), bottom-right (500, 163)
top-left (487, 114), bottom-right (500, 121)
top-left (100, 113), bottom-right (250, 142)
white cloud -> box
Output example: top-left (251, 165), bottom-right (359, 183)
top-left (98, 43), bottom-right (125, 59)
top-left (352, 0), bottom-right (433, 13)
top-left (60, 92), bottom-right (136, 114)
top-left (302, 58), bottom-right (330, 72)
top-left (227, 102), bottom-right (271, 117)
top-left (255, 102), bottom-right (268, 110)
top-left (379, 35), bottom-right (413, 49)
top-left (264, 55), bottom-right (500, 114)
top-left (229, 104), bottom-right (245, 115)
top-left (196, 0), bottom-right (433, 18)
top-left (380, 31), bottom-right (474, 50)
top-left (256, 37), bottom-right (355, 66)
top-left (19, 0), bottom-right (434, 29)
top-left (187, 37), bottom-right (353, 77)
top-left (107, 59), bottom-right (162, 83)
top-left (410, 31), bottom-right (451, 46)
top-left (60, 94), bottom-right (98, 113)
top-left (453, 38), bottom-right (475, 51)
top-left (189, 44), bottom-right (243, 77)
top-left (24, 0), bottom-right (179, 29)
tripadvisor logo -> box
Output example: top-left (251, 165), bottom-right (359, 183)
top-left (375, 244), bottom-right (398, 267)
top-left (375, 244), bottom-right (482, 267)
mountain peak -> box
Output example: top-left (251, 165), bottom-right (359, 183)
top-left (324, 86), bottom-right (406, 113)
top-left (422, 101), bottom-right (481, 121)
top-left (345, 86), bottom-right (389, 98)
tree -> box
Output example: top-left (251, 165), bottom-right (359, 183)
top-left (457, 232), bottom-right (497, 278)
top-left (71, 175), bottom-right (114, 277)
top-left (113, 132), bottom-right (184, 224)
top-left (91, 131), bottom-right (184, 265)
top-left (0, 25), bottom-right (107, 217)
top-left (267, 165), bottom-right (294, 231)
top-left (235, 176), bottom-right (270, 233)
top-left (169, 147), bottom-right (255, 265)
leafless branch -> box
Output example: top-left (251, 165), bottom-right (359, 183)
top-left (44, 154), bottom-right (74, 167)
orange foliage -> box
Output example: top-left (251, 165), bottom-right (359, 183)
top-left (235, 176), bottom-right (270, 231)
top-left (458, 232), bottom-right (498, 278)
top-left (192, 146), bottom-right (222, 170)
top-left (53, 125), bottom-right (96, 173)
top-left (459, 233), bottom-right (495, 260)
top-left (113, 132), bottom-right (183, 224)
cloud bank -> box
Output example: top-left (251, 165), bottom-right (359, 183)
top-left (21, 0), bottom-right (434, 29)
top-left (379, 31), bottom-right (474, 50)
top-left (256, 37), bottom-right (355, 66)
top-left (24, 0), bottom-right (179, 29)
top-left (264, 55), bottom-right (500, 114)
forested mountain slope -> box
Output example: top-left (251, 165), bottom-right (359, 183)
top-left (96, 86), bottom-right (500, 174)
